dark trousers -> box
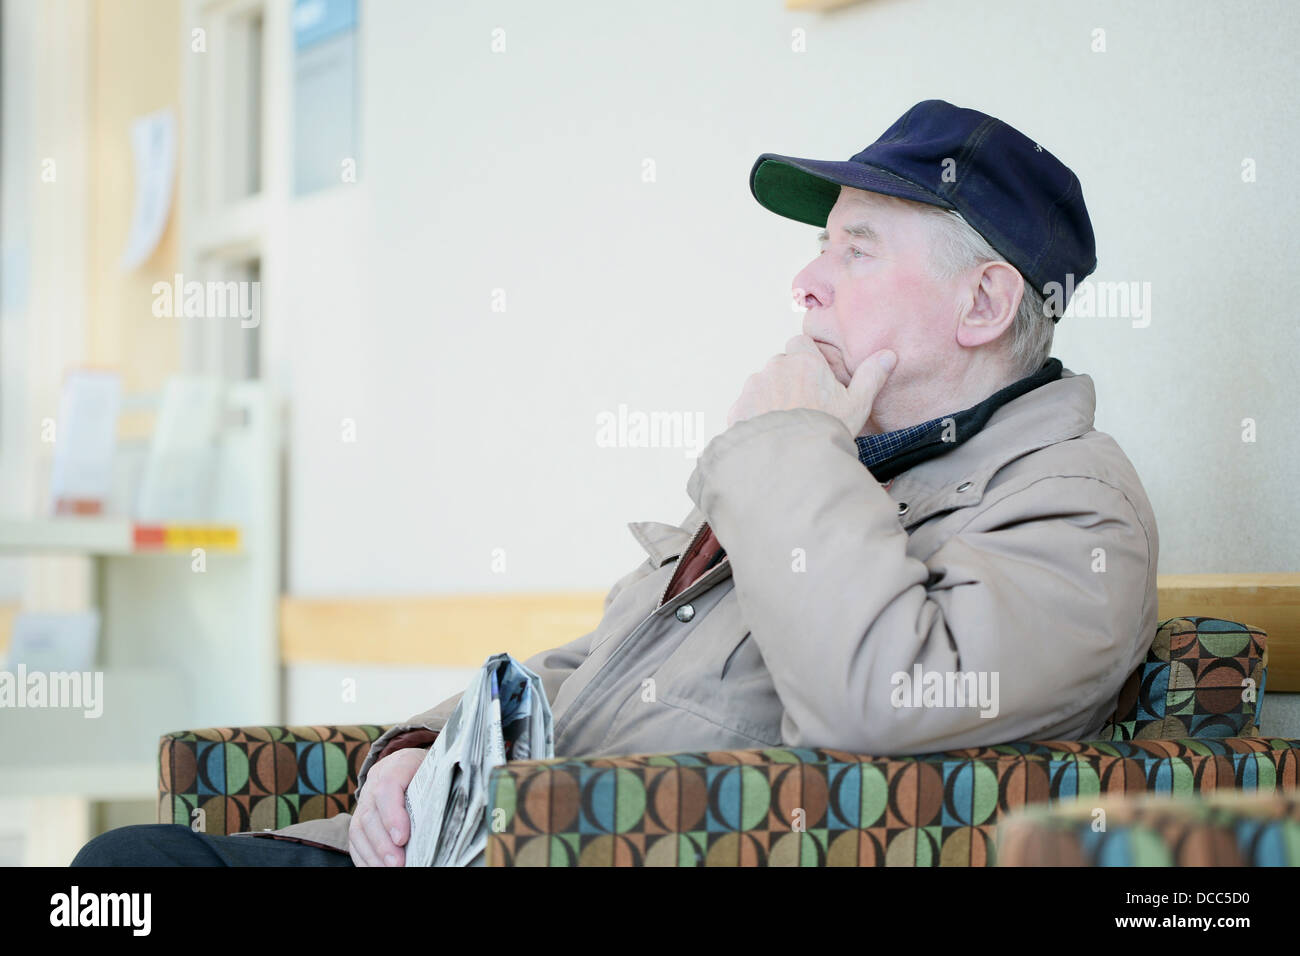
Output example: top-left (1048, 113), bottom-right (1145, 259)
top-left (70, 823), bottom-right (355, 867)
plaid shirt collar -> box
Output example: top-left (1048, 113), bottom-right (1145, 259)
top-left (852, 418), bottom-right (946, 476)
top-left (692, 359), bottom-right (1061, 574)
top-left (853, 358), bottom-right (1064, 483)
top-left (855, 418), bottom-right (945, 471)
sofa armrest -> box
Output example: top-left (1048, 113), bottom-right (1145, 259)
top-left (158, 724), bottom-right (391, 836)
top-left (485, 737), bottom-right (1300, 867)
top-left (997, 787), bottom-right (1300, 865)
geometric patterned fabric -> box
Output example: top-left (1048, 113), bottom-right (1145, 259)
top-left (483, 736), bottom-right (1300, 866)
top-left (996, 786), bottom-right (1300, 865)
top-left (157, 724), bottom-right (385, 837)
top-left (154, 618), bottom-right (1298, 865)
top-left (1101, 617), bottom-right (1267, 740)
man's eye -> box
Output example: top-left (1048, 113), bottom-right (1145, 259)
top-left (848, 246), bottom-right (867, 258)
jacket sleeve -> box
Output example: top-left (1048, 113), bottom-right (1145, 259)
top-left (354, 548), bottom-right (664, 793)
top-left (686, 407), bottom-right (1156, 755)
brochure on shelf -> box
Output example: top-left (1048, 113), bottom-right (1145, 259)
top-left (49, 370), bottom-right (122, 515)
top-left (4, 610), bottom-right (101, 673)
top-left (135, 378), bottom-right (224, 522)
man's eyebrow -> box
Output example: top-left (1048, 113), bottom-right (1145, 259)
top-left (816, 220), bottom-right (880, 244)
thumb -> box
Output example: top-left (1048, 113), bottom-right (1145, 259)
top-left (847, 349), bottom-right (896, 411)
top-left (383, 785), bottom-right (412, 846)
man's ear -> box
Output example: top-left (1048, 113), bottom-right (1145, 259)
top-left (956, 261), bottom-right (1023, 348)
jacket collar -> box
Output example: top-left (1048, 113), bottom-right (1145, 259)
top-left (865, 357), bottom-right (1063, 482)
top-left (629, 364), bottom-right (1097, 561)
top-left (627, 518), bottom-right (700, 567)
top-left (887, 366), bottom-right (1097, 529)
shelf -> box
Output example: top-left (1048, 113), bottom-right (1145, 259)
top-left (1, 382), bottom-right (280, 811)
top-left (0, 666), bottom-right (192, 799)
top-left (0, 763), bottom-right (158, 800)
top-left (0, 518), bottom-right (242, 555)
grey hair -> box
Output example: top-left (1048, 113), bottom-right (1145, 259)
top-left (916, 205), bottom-right (1054, 380)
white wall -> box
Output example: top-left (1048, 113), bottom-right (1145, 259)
top-left (274, 0), bottom-right (1300, 596)
top-left (284, 662), bottom-right (477, 726)
top-left (0, 0), bottom-right (92, 604)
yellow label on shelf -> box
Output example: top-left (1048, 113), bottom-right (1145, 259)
top-left (162, 525), bottom-right (241, 551)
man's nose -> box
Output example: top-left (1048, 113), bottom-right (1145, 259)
top-left (792, 262), bottom-right (824, 310)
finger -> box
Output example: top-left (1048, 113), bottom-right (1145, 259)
top-left (351, 806), bottom-right (385, 866)
top-left (348, 816), bottom-right (382, 867)
top-left (785, 336), bottom-right (841, 383)
top-left (359, 797), bottom-right (403, 866)
top-left (380, 785), bottom-right (412, 849)
top-left (847, 350), bottom-right (897, 409)
top-left (783, 334), bottom-right (823, 358)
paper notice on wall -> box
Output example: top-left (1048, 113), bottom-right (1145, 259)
top-left (49, 369), bottom-right (122, 515)
top-left (5, 610), bottom-right (101, 673)
top-left (119, 108), bottom-right (177, 271)
top-left (135, 377), bottom-right (224, 522)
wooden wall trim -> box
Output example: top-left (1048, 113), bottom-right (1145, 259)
top-left (2, 573), bottom-right (1296, 690)
top-left (279, 592), bottom-right (608, 669)
top-left (280, 574), bottom-right (1300, 692)
top-left (1156, 573), bottom-right (1300, 692)
top-left (784, 0), bottom-right (869, 10)
top-left (0, 605), bottom-right (16, 656)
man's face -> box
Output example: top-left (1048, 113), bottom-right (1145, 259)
top-left (793, 187), bottom-right (958, 394)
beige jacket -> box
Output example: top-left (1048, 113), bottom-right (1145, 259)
top-left (258, 365), bottom-right (1159, 854)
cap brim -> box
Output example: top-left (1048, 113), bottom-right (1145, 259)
top-left (750, 153), bottom-right (953, 226)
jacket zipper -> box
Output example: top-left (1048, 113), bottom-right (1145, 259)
top-left (554, 520), bottom-right (727, 741)
top-left (553, 607), bottom-right (665, 740)
top-left (655, 518), bottom-right (711, 610)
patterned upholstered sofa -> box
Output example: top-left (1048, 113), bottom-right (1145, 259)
top-left (157, 617), bottom-right (1300, 865)
top-left (996, 787), bottom-right (1300, 866)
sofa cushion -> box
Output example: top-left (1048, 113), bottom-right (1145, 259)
top-left (1102, 617), bottom-right (1267, 741)
top-left (158, 724), bottom-right (388, 835)
top-left (996, 787), bottom-right (1300, 866)
top-left (484, 737), bottom-right (1300, 866)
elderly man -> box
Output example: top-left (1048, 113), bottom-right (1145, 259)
top-left (73, 99), bottom-right (1157, 867)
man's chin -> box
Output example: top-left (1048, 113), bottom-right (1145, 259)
top-left (813, 342), bottom-right (851, 385)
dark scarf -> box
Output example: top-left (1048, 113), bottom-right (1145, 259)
top-left (861, 357), bottom-right (1063, 483)
top-left (689, 357), bottom-right (1064, 580)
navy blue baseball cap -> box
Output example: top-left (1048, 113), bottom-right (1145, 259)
top-left (749, 100), bottom-right (1096, 320)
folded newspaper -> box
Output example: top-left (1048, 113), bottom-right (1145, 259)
top-left (403, 653), bottom-right (553, 867)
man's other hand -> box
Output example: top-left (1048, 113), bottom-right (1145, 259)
top-left (348, 746), bottom-right (427, 867)
top-left (727, 334), bottom-right (896, 436)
